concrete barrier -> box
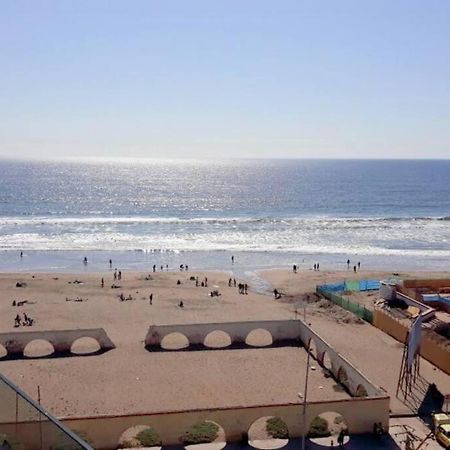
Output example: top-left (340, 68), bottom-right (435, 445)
top-left (0, 328), bottom-right (115, 357)
top-left (145, 320), bottom-right (301, 348)
top-left (0, 397), bottom-right (389, 449)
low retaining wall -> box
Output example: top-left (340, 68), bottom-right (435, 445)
top-left (373, 309), bottom-right (450, 375)
top-left (0, 328), bottom-right (115, 356)
top-left (145, 320), bottom-right (300, 348)
top-left (0, 397), bottom-right (390, 449)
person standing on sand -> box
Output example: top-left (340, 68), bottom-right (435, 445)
top-left (101, 278), bottom-right (104, 288)
top-left (149, 293), bottom-right (153, 305)
top-left (358, 261), bottom-right (361, 270)
top-left (231, 255), bottom-right (234, 264)
top-left (83, 257), bottom-right (88, 265)
top-left (347, 259), bottom-right (350, 269)
top-left (354, 265), bottom-right (357, 273)
top-left (293, 264), bottom-right (297, 273)
top-left (109, 259), bottom-right (112, 268)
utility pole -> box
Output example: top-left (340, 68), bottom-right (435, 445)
top-left (301, 340), bottom-right (311, 450)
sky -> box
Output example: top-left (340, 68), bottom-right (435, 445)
top-left (1, 1), bottom-right (450, 160)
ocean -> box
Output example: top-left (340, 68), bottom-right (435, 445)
top-left (0, 158), bottom-right (449, 272)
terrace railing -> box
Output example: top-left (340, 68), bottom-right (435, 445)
top-left (0, 372), bottom-right (93, 450)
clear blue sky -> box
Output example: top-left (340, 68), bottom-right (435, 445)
top-left (1, 0), bottom-right (450, 159)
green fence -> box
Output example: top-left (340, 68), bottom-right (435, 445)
top-left (316, 287), bottom-right (374, 323)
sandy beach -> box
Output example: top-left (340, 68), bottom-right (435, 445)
top-left (0, 267), bottom-right (449, 419)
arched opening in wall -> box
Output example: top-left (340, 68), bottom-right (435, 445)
top-left (203, 330), bottom-right (232, 349)
top-left (160, 332), bottom-right (189, 350)
top-left (0, 343), bottom-right (7, 359)
top-left (337, 367), bottom-right (350, 390)
top-left (245, 329), bottom-right (273, 347)
top-left (0, 432), bottom-right (23, 449)
top-left (248, 416), bottom-right (289, 449)
top-left (70, 337), bottom-right (101, 355)
top-left (23, 339), bottom-right (54, 358)
top-left (181, 420), bottom-right (226, 449)
top-left (308, 412), bottom-right (349, 447)
top-left (321, 351), bottom-right (333, 376)
top-left (118, 425), bottom-right (162, 448)
top-left (355, 384), bottom-right (368, 397)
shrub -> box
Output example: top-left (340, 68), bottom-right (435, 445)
top-left (53, 430), bottom-right (94, 450)
top-left (0, 434), bottom-right (23, 450)
top-left (266, 417), bottom-right (289, 439)
top-left (136, 428), bottom-right (162, 447)
top-left (182, 421), bottom-right (219, 445)
top-left (308, 416), bottom-right (330, 438)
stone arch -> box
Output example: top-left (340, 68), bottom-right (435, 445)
top-left (70, 336), bottom-right (101, 355)
top-left (322, 351), bottom-right (333, 371)
top-left (355, 384), bottom-right (368, 397)
top-left (245, 329), bottom-right (273, 347)
top-left (0, 343), bottom-right (7, 359)
top-left (160, 332), bottom-right (189, 350)
top-left (248, 416), bottom-right (289, 449)
top-left (203, 330), bottom-right (232, 349)
top-left (337, 367), bottom-right (349, 388)
top-left (308, 411), bottom-right (349, 445)
top-left (118, 424), bottom-right (162, 448)
top-left (181, 420), bottom-right (226, 448)
top-left (23, 339), bottom-right (55, 358)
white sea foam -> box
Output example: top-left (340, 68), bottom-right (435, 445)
top-left (1, 214), bottom-right (450, 258)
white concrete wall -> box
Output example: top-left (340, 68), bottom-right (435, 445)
top-left (145, 320), bottom-right (301, 347)
top-left (0, 328), bottom-right (115, 356)
top-left (0, 397), bottom-right (390, 449)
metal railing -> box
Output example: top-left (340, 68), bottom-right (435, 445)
top-left (0, 372), bottom-right (93, 450)
top-left (316, 287), bottom-right (374, 323)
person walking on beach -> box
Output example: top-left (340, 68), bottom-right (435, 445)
top-left (293, 264), bottom-right (297, 273)
top-left (109, 259), bottom-right (112, 268)
top-left (20, 251), bottom-right (23, 258)
top-left (347, 259), bottom-right (350, 269)
top-left (317, 263), bottom-right (320, 271)
top-left (101, 278), bottom-right (104, 288)
top-left (354, 265), bottom-right (357, 273)
top-left (313, 263), bottom-right (316, 271)
top-left (358, 261), bottom-right (361, 270)
top-left (153, 264), bottom-right (156, 272)
top-left (231, 255), bottom-right (234, 264)
top-left (113, 270), bottom-right (117, 281)
top-left (337, 430), bottom-right (345, 448)
top-left (149, 293), bottom-right (153, 305)
top-left (118, 271), bottom-right (122, 281)
top-left (83, 257), bottom-right (88, 265)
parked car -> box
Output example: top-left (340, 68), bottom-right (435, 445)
top-left (436, 423), bottom-right (450, 449)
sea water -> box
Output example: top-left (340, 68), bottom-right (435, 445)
top-left (0, 158), bottom-right (449, 272)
